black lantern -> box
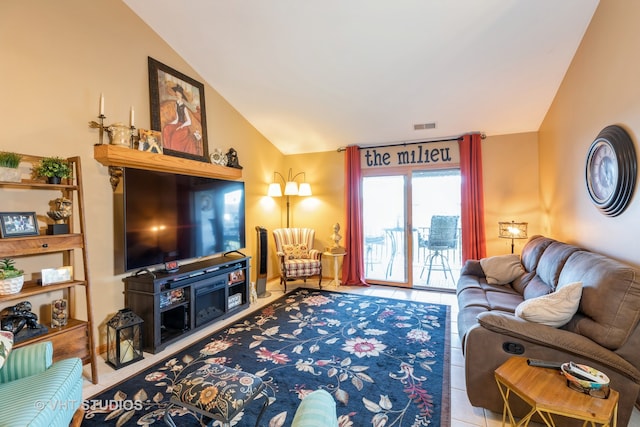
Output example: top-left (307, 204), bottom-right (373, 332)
top-left (106, 308), bottom-right (144, 369)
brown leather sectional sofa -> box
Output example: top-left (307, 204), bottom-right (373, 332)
top-left (457, 235), bottom-right (640, 426)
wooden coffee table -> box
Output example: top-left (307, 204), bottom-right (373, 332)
top-left (494, 357), bottom-right (619, 427)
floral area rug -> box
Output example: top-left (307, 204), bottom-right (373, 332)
top-left (83, 288), bottom-right (450, 426)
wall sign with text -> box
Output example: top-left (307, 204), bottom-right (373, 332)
top-left (361, 141), bottom-right (460, 169)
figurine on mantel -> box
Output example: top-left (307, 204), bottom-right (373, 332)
top-left (225, 147), bottom-right (243, 169)
top-left (329, 223), bottom-right (346, 254)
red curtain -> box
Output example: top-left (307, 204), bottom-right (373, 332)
top-left (341, 146), bottom-right (369, 286)
top-left (459, 133), bottom-right (487, 262)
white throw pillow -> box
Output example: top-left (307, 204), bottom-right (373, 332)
top-left (515, 281), bottom-right (583, 327)
top-left (480, 254), bottom-right (525, 285)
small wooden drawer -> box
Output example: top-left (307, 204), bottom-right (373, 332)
top-left (16, 319), bottom-right (89, 362)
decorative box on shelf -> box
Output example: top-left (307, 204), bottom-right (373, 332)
top-left (159, 288), bottom-right (185, 309)
top-left (228, 293), bottom-right (242, 309)
top-left (229, 269), bottom-right (245, 285)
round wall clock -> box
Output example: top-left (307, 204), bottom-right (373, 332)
top-left (585, 125), bottom-right (637, 217)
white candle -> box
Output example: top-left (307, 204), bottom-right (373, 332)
top-left (99, 93), bottom-right (104, 116)
top-left (120, 339), bottom-right (135, 363)
top-left (130, 106), bottom-right (135, 127)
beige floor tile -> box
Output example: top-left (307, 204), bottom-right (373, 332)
top-left (483, 409), bottom-right (505, 427)
top-left (484, 408), bottom-right (546, 427)
top-left (404, 288), bottom-right (443, 303)
top-left (451, 387), bottom-right (487, 426)
top-left (450, 332), bottom-right (462, 350)
top-left (450, 419), bottom-right (484, 427)
top-left (629, 408), bottom-right (640, 426)
top-left (450, 363), bottom-right (467, 391)
top-left (451, 346), bottom-right (465, 367)
top-left (440, 292), bottom-right (459, 307)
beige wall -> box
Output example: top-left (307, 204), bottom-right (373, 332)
top-left (482, 132), bottom-right (540, 256)
top-left (1, 1), bottom-right (541, 362)
top-left (261, 150), bottom-right (346, 275)
top-left (539, 0), bottom-right (640, 267)
top-left (0, 0), bottom-right (288, 350)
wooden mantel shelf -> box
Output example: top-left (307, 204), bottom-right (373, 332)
top-left (93, 144), bottom-right (242, 180)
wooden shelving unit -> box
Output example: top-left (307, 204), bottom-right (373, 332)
top-left (0, 154), bottom-right (98, 384)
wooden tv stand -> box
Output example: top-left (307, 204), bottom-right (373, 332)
top-left (123, 254), bottom-right (250, 353)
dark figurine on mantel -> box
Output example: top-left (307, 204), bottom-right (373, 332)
top-left (225, 147), bottom-right (243, 169)
top-left (0, 301), bottom-right (42, 335)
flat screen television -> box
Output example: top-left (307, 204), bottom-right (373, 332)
top-left (117, 167), bottom-right (245, 273)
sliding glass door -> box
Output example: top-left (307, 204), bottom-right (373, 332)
top-left (363, 175), bottom-right (407, 283)
top-left (411, 169), bottom-right (461, 290)
top-left (362, 169), bottom-right (461, 290)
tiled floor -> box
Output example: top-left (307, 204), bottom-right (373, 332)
top-left (82, 280), bottom-right (640, 427)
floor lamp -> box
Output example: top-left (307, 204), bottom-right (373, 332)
top-left (267, 168), bottom-right (312, 227)
top-left (498, 221), bottom-right (528, 254)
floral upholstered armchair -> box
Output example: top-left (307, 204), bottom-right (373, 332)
top-left (272, 228), bottom-right (323, 291)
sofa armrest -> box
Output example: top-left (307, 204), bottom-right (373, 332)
top-left (460, 259), bottom-right (485, 277)
top-left (291, 389), bottom-right (338, 427)
top-left (477, 311), bottom-right (640, 381)
top-left (309, 249), bottom-right (322, 260)
top-left (0, 341), bottom-right (53, 384)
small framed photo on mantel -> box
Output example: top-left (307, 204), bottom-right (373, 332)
top-left (137, 129), bottom-right (163, 154)
top-left (0, 212), bottom-right (39, 238)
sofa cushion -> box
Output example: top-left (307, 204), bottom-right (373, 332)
top-left (535, 242), bottom-right (581, 291)
top-left (0, 331), bottom-right (13, 370)
top-left (521, 276), bottom-right (554, 300)
top-left (479, 255), bottom-right (525, 285)
top-left (519, 235), bottom-right (555, 272)
top-left (518, 241), bottom-right (581, 300)
top-left (512, 235), bottom-right (555, 293)
top-left (560, 251), bottom-right (640, 350)
top-left (515, 281), bottom-right (583, 327)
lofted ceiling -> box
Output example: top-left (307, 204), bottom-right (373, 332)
top-left (123, 0), bottom-right (599, 155)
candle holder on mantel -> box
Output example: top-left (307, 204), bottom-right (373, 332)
top-left (90, 116), bottom-right (139, 191)
top-left (89, 117), bottom-right (138, 148)
top-left (88, 114), bottom-right (107, 145)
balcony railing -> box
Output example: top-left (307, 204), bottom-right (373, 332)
top-left (364, 227), bottom-right (462, 290)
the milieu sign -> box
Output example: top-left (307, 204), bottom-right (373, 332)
top-left (361, 140), bottom-right (460, 169)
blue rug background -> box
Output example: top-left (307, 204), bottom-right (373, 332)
top-left (84, 289), bottom-right (450, 426)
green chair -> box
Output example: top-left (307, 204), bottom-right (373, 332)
top-left (291, 389), bottom-right (339, 427)
top-left (0, 340), bottom-right (83, 427)
top-left (420, 215), bottom-right (459, 285)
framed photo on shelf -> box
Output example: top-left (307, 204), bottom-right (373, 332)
top-left (148, 57), bottom-right (209, 162)
top-left (138, 129), bottom-right (163, 154)
top-left (41, 266), bottom-right (73, 286)
top-left (0, 212), bottom-right (39, 238)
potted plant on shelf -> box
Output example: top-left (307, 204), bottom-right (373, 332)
top-left (0, 151), bottom-right (22, 183)
top-left (32, 156), bottom-right (72, 184)
top-left (0, 258), bottom-right (24, 295)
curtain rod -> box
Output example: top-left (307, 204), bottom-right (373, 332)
top-left (336, 133), bottom-right (486, 152)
